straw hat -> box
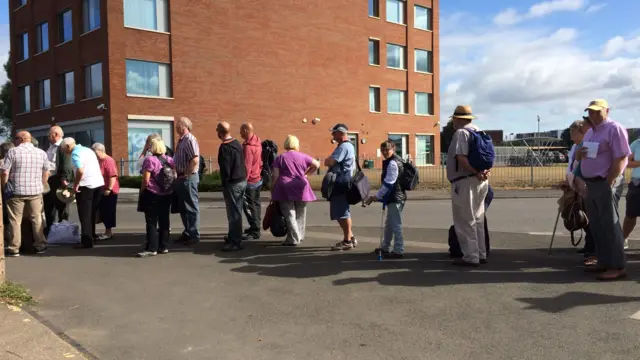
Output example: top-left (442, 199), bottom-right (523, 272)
top-left (449, 105), bottom-right (476, 120)
top-left (56, 188), bottom-right (75, 204)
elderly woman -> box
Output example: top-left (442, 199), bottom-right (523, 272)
top-left (564, 119), bottom-right (595, 260)
top-left (92, 143), bottom-right (120, 240)
top-left (138, 137), bottom-right (174, 258)
top-left (270, 135), bottom-right (319, 246)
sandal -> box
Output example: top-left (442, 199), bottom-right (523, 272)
top-left (583, 256), bottom-right (597, 267)
top-left (598, 269), bottom-right (628, 281)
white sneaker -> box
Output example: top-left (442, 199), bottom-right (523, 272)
top-left (624, 239), bottom-right (630, 250)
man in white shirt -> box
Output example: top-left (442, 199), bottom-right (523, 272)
top-left (61, 137), bottom-right (104, 249)
top-left (44, 125), bottom-right (74, 235)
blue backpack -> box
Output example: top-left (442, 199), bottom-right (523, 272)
top-left (466, 129), bottom-right (495, 171)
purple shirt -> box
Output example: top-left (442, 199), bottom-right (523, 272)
top-left (581, 118), bottom-right (631, 179)
top-left (271, 151), bottom-right (317, 202)
top-left (141, 155), bottom-right (175, 195)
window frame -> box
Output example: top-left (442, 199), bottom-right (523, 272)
top-left (37, 78), bottom-right (51, 110)
top-left (59, 71), bottom-right (75, 105)
top-left (415, 92), bottom-right (433, 116)
top-left (387, 133), bottom-right (409, 160)
top-left (414, 48), bottom-right (433, 74)
top-left (17, 32), bottom-right (29, 62)
top-left (123, 0), bottom-right (170, 33)
top-left (36, 22), bottom-right (49, 54)
top-left (415, 134), bottom-right (435, 166)
top-left (386, 43), bottom-right (406, 70)
top-left (125, 59), bottom-right (173, 98)
top-left (387, 89), bottom-right (408, 115)
top-left (414, 5), bottom-right (432, 31)
top-left (369, 86), bottom-right (381, 113)
top-left (18, 85), bottom-right (31, 114)
top-left (84, 62), bottom-right (103, 99)
top-left (368, 38), bottom-right (380, 66)
top-left (386, 0), bottom-right (406, 25)
top-left (368, 0), bottom-right (380, 18)
top-left (82, 0), bottom-right (101, 34)
top-left (58, 9), bottom-right (73, 44)
top-left (15, 0), bottom-right (27, 10)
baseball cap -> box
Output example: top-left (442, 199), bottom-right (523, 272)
top-left (585, 99), bottom-right (609, 111)
top-left (330, 123), bottom-right (349, 133)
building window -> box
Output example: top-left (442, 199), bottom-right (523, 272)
top-left (415, 92), bottom-right (433, 115)
top-left (415, 49), bottom-right (432, 73)
top-left (18, 85), bottom-right (30, 113)
top-left (124, 0), bottom-right (169, 32)
top-left (59, 71), bottom-right (75, 104)
top-left (128, 120), bottom-right (173, 175)
top-left (38, 79), bottom-right (51, 109)
top-left (368, 0), bottom-right (379, 17)
top-left (415, 5), bottom-right (432, 31)
top-left (83, 0), bottom-right (101, 33)
top-left (347, 133), bottom-right (359, 157)
top-left (36, 23), bottom-right (49, 53)
top-left (85, 63), bottom-right (103, 98)
top-left (416, 134), bottom-right (435, 166)
top-left (387, 89), bottom-right (407, 114)
top-left (388, 134), bottom-right (408, 159)
top-left (386, 0), bottom-right (405, 25)
top-left (17, 32), bottom-right (28, 61)
top-left (387, 43), bottom-right (406, 70)
top-left (368, 39), bottom-right (380, 65)
top-left (126, 60), bottom-right (172, 98)
top-left (58, 10), bottom-right (73, 44)
top-left (16, 0), bottom-right (26, 9)
top-left (369, 86), bottom-right (380, 112)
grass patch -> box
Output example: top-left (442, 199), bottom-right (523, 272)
top-left (0, 281), bottom-right (36, 306)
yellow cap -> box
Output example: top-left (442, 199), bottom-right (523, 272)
top-left (585, 99), bottom-right (609, 111)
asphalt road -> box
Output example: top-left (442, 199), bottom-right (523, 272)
top-left (6, 198), bottom-right (640, 360)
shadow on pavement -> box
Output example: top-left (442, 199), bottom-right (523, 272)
top-left (516, 291), bottom-right (640, 313)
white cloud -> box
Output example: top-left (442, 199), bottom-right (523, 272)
top-left (493, 0), bottom-right (586, 26)
top-left (603, 35), bottom-right (640, 58)
top-left (441, 13), bottom-right (640, 133)
top-left (585, 3), bottom-right (607, 13)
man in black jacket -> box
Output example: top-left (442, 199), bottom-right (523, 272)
top-left (44, 125), bottom-right (74, 236)
top-left (216, 122), bottom-right (247, 252)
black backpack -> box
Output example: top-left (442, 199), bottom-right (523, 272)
top-left (346, 158), bottom-right (372, 205)
top-left (399, 160), bottom-right (419, 191)
top-left (261, 140), bottom-right (278, 187)
top-left (154, 155), bottom-right (176, 192)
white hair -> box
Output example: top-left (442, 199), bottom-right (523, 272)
top-left (92, 143), bottom-right (106, 153)
top-left (62, 137), bottom-right (76, 148)
top-left (179, 117), bottom-right (193, 131)
top-left (51, 126), bottom-right (64, 137)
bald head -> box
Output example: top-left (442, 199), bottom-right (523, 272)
top-left (14, 131), bottom-right (32, 145)
top-left (240, 122), bottom-right (254, 141)
top-left (216, 122), bottom-right (231, 141)
top-left (49, 125), bottom-right (63, 144)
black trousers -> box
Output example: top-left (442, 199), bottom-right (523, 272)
top-left (243, 185), bottom-right (261, 233)
top-left (143, 191), bottom-right (171, 252)
top-left (76, 186), bottom-right (102, 247)
top-left (44, 177), bottom-right (69, 234)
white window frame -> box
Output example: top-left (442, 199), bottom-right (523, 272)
top-left (347, 132), bottom-right (359, 157)
top-left (369, 86), bottom-right (380, 113)
top-left (368, 38), bottom-right (380, 66)
top-left (38, 79), bottom-right (51, 109)
top-left (59, 71), bottom-right (75, 105)
top-left (84, 63), bottom-right (103, 99)
top-left (125, 59), bottom-right (172, 98)
top-left (414, 49), bottom-right (432, 73)
top-left (83, 0), bottom-right (101, 34)
top-left (415, 92), bottom-right (433, 116)
top-left (386, 43), bottom-right (406, 70)
top-left (415, 134), bottom-right (435, 166)
top-left (387, 89), bottom-right (407, 115)
top-left (127, 119), bottom-right (174, 175)
top-left (386, 0), bottom-right (406, 25)
top-left (36, 22), bottom-right (49, 54)
top-left (124, 0), bottom-right (170, 33)
top-left (414, 5), bottom-right (432, 31)
top-left (18, 85), bottom-right (31, 114)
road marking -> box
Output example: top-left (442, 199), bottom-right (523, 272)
top-left (630, 310), bottom-right (640, 321)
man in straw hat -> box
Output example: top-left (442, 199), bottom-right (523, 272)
top-left (574, 99), bottom-right (630, 280)
top-left (446, 105), bottom-right (490, 267)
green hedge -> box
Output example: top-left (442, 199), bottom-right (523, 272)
top-left (119, 172), bottom-right (224, 192)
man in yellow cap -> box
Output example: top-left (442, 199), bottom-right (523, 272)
top-left (575, 99), bottom-right (631, 280)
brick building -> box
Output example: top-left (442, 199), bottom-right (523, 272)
top-left (10, 0), bottom-right (440, 174)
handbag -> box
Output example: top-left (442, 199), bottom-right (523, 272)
top-left (262, 201), bottom-right (288, 237)
top-left (346, 158), bottom-right (371, 205)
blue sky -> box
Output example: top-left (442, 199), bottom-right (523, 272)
top-left (0, 0), bottom-right (638, 136)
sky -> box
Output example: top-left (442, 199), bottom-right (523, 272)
top-left (0, 0), bottom-right (638, 135)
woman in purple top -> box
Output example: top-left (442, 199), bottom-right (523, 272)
top-left (271, 135), bottom-right (320, 246)
top-left (137, 138), bottom-right (175, 258)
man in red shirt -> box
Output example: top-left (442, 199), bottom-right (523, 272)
top-left (240, 123), bottom-right (263, 239)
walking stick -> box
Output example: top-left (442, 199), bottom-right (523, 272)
top-left (377, 204), bottom-right (387, 261)
top-left (548, 209), bottom-right (561, 254)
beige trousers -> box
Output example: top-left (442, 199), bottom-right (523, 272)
top-left (451, 177), bottom-right (489, 263)
top-left (6, 194), bottom-right (47, 253)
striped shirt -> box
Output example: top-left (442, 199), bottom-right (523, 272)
top-left (1, 143), bottom-right (49, 196)
top-left (175, 132), bottom-right (200, 174)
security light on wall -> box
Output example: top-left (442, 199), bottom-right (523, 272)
top-left (97, 104), bottom-right (107, 111)
top-left (312, 118), bottom-right (321, 124)
top-left (302, 118), bottom-right (308, 123)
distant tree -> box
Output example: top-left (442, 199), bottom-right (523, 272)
top-left (440, 120), bottom-right (455, 153)
top-left (560, 128), bottom-right (572, 149)
top-left (630, 129), bottom-right (639, 144)
top-left (0, 53), bottom-right (12, 137)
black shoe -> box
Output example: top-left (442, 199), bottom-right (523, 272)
top-left (35, 247), bottom-right (48, 255)
top-left (479, 259), bottom-right (488, 264)
top-left (280, 242), bottom-right (298, 247)
top-left (452, 258), bottom-right (479, 267)
top-left (183, 238), bottom-right (199, 246)
top-left (246, 232), bottom-right (260, 240)
top-left (224, 235), bottom-right (248, 242)
top-left (221, 242), bottom-right (244, 252)
top-left (577, 248), bottom-right (587, 254)
top-left (73, 244), bottom-right (94, 249)
top-left (4, 250), bottom-right (19, 257)
top-left (384, 252), bottom-right (404, 259)
top-left (174, 234), bottom-right (189, 244)
top-left (373, 248), bottom-right (390, 256)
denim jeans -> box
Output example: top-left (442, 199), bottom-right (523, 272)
top-left (243, 182), bottom-right (262, 234)
top-left (176, 174), bottom-right (200, 242)
top-left (381, 201), bottom-right (405, 254)
top-left (223, 181), bottom-right (247, 244)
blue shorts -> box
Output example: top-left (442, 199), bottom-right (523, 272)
top-left (330, 194), bottom-right (350, 221)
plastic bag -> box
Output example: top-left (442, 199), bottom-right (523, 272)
top-left (47, 221), bottom-right (81, 244)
